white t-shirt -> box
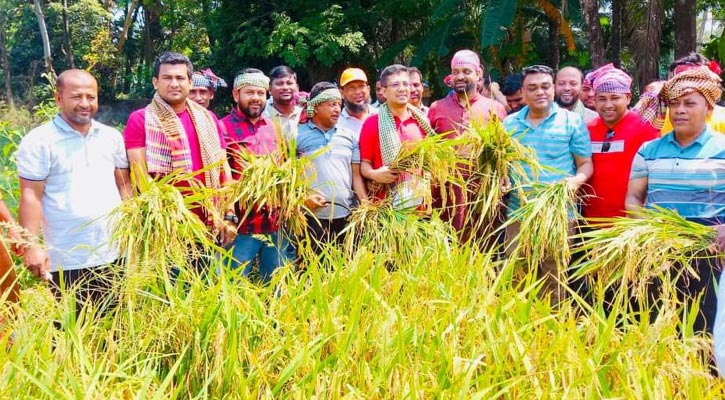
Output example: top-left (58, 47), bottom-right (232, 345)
top-left (16, 116), bottom-right (128, 271)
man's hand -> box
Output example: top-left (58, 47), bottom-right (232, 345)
top-left (305, 193), bottom-right (327, 210)
top-left (219, 222), bottom-right (237, 247)
top-left (7, 227), bottom-right (24, 256)
top-left (370, 166), bottom-right (399, 184)
top-left (23, 246), bottom-right (50, 280)
top-left (564, 176), bottom-right (585, 192)
top-left (715, 224), bottom-right (725, 253)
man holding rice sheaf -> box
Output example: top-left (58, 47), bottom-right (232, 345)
top-left (502, 64), bottom-right (593, 304)
top-left (220, 68), bottom-right (288, 282)
top-left (626, 65), bottom-right (725, 334)
top-left (359, 64), bottom-right (436, 209)
top-left (296, 82), bottom-right (357, 247)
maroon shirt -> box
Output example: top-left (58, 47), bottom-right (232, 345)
top-left (428, 91), bottom-right (507, 137)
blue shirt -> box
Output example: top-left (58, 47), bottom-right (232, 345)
top-left (296, 121), bottom-right (358, 219)
top-left (630, 127), bottom-right (725, 225)
top-left (503, 103), bottom-right (591, 210)
top-left (16, 116), bottom-right (128, 271)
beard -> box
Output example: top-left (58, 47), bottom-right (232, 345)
top-left (454, 82), bottom-right (477, 94)
top-left (555, 95), bottom-right (578, 108)
top-left (239, 101), bottom-right (265, 119)
top-left (343, 98), bottom-right (367, 114)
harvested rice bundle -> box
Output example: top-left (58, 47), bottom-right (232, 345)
top-left (388, 133), bottom-right (465, 187)
top-left (341, 198), bottom-right (453, 268)
top-left (505, 180), bottom-right (579, 272)
top-left (110, 169), bottom-right (216, 270)
top-left (458, 114), bottom-right (541, 228)
top-left (221, 138), bottom-right (316, 237)
top-left (571, 206), bottom-right (717, 294)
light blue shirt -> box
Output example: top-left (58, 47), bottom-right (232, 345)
top-left (630, 127), bottom-right (725, 225)
top-left (16, 116), bottom-right (128, 271)
top-left (296, 122), bottom-right (357, 219)
top-left (503, 103), bottom-right (591, 211)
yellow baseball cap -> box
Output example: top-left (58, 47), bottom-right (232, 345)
top-left (340, 68), bottom-right (368, 87)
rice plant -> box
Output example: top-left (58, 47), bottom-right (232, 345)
top-left (571, 206), bottom-right (717, 297)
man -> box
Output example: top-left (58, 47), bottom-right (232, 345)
top-left (583, 64), bottom-right (659, 219)
top-left (18, 69), bottom-right (132, 314)
top-left (263, 65), bottom-right (304, 140)
top-left (626, 66), bottom-right (725, 334)
top-left (581, 71), bottom-right (596, 110)
top-left (501, 73), bottom-right (526, 114)
top-left (337, 67), bottom-right (376, 202)
top-left (429, 50), bottom-right (507, 136)
top-left (503, 64), bottom-right (593, 304)
top-left (657, 53), bottom-right (725, 135)
top-left (123, 52), bottom-right (232, 254)
top-left (372, 80), bottom-right (386, 108)
top-left (297, 82), bottom-right (357, 247)
top-left (221, 68), bottom-right (287, 283)
top-left (360, 64), bottom-right (436, 207)
top-left (189, 68), bottom-right (227, 109)
top-left (556, 66), bottom-right (598, 124)
top-left (408, 67), bottom-right (429, 114)
top-left (428, 50), bottom-right (507, 235)
top-left (0, 198), bottom-right (21, 314)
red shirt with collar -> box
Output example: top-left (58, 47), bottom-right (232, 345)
top-left (584, 111), bottom-right (660, 219)
top-left (359, 113), bottom-right (426, 200)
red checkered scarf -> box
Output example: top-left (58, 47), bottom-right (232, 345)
top-left (144, 93), bottom-right (225, 189)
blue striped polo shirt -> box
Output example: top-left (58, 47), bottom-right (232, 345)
top-left (503, 103), bottom-right (592, 210)
top-left (630, 127), bottom-right (725, 225)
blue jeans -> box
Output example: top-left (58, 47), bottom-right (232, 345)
top-left (225, 232), bottom-right (288, 283)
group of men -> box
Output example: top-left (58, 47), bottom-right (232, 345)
top-left (4, 49), bottom-right (725, 351)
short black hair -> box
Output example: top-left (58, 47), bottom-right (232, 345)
top-left (310, 81), bottom-right (338, 99)
top-left (269, 65), bottom-right (297, 82)
top-left (521, 65), bottom-right (554, 82)
top-left (236, 67), bottom-right (264, 77)
top-left (669, 52), bottom-right (709, 73)
top-left (501, 74), bottom-right (523, 96)
top-left (408, 66), bottom-right (423, 81)
top-left (153, 51), bottom-right (193, 79)
top-left (379, 64), bottom-right (409, 86)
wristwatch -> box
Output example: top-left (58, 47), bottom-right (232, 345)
top-left (224, 213), bottom-right (239, 224)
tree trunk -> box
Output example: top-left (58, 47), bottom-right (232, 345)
top-left (627, 0), bottom-right (663, 92)
top-left (142, 1), bottom-right (163, 67)
top-left (116, 0), bottom-right (139, 53)
top-left (548, 17), bottom-right (560, 70)
top-left (0, 5), bottom-right (13, 108)
top-left (674, 0), bottom-right (696, 58)
top-left (61, 0), bottom-right (75, 68)
top-left (32, 0), bottom-right (55, 77)
top-left (581, 0), bottom-right (605, 67)
top-left (610, 0), bottom-right (622, 67)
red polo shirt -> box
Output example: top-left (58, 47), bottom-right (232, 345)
top-left (584, 111), bottom-right (659, 219)
top-left (428, 91), bottom-right (507, 137)
top-left (359, 113), bottom-right (426, 200)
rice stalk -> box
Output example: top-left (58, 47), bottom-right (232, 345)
top-left (388, 133), bottom-right (465, 188)
top-left (505, 180), bottom-right (579, 273)
top-left (456, 114), bottom-right (541, 235)
top-left (571, 206), bottom-right (717, 296)
top-left (341, 198), bottom-right (454, 268)
top-left (109, 168), bottom-right (216, 272)
top-left (220, 135), bottom-right (316, 237)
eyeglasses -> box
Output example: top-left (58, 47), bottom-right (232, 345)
top-left (384, 82), bottom-right (411, 89)
top-left (601, 129), bottom-right (615, 153)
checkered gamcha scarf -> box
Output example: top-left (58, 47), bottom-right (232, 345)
top-left (145, 93), bottom-right (225, 189)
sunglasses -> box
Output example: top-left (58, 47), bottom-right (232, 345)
top-left (601, 129), bottom-right (615, 153)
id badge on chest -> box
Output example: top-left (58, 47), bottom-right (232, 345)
top-left (592, 140), bottom-right (624, 153)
